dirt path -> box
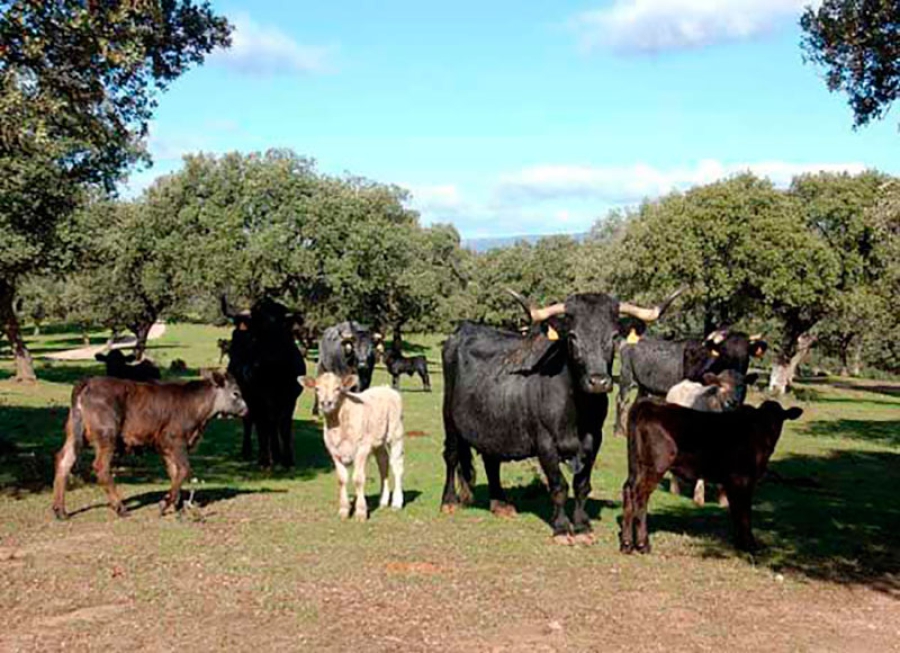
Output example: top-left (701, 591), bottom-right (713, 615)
top-left (43, 323), bottom-right (167, 361)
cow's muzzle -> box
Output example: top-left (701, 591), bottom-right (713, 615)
top-left (583, 374), bottom-right (614, 394)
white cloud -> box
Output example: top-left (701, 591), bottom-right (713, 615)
top-left (212, 14), bottom-right (333, 75)
top-left (573, 0), bottom-right (821, 54)
top-left (495, 159), bottom-right (867, 204)
top-left (405, 184), bottom-right (468, 219)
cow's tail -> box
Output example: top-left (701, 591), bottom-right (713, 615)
top-left (67, 381), bottom-right (88, 450)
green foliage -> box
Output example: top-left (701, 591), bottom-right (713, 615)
top-left (800, 0), bottom-right (900, 128)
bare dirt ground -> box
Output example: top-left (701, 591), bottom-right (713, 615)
top-left (43, 323), bottom-right (167, 361)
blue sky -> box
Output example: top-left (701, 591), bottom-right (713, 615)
top-left (127, 0), bottom-right (899, 238)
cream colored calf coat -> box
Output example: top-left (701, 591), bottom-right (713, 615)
top-left (322, 386), bottom-right (404, 520)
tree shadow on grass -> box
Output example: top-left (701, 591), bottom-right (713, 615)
top-left (0, 405), bottom-right (334, 497)
top-left (642, 449), bottom-right (900, 596)
top-left (802, 377), bottom-right (900, 399)
top-left (804, 419), bottom-right (900, 447)
top-left (65, 486), bottom-right (288, 518)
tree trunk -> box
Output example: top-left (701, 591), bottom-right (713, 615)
top-left (850, 339), bottom-right (864, 377)
top-left (0, 281), bottom-right (36, 382)
top-left (131, 321), bottom-right (153, 361)
top-left (82, 326), bottom-right (91, 347)
top-left (391, 323), bottom-right (403, 355)
top-left (769, 333), bottom-right (817, 395)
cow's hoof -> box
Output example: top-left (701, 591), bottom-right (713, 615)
top-left (636, 543), bottom-right (651, 555)
top-left (718, 494), bottom-right (730, 508)
top-left (440, 503), bottom-right (458, 515)
top-left (490, 500), bottom-right (517, 518)
top-left (552, 533), bottom-right (575, 546)
top-left (572, 532), bottom-right (596, 546)
top-left (619, 541), bottom-right (634, 554)
top-left (52, 507), bottom-right (68, 521)
top-left (158, 500), bottom-right (169, 516)
top-left (354, 511), bottom-right (368, 523)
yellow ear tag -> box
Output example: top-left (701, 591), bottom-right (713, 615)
top-left (626, 329), bottom-right (641, 345)
top-left (546, 325), bottom-right (560, 341)
top-left (710, 350), bottom-right (720, 358)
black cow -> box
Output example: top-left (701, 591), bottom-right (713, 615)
top-left (223, 297), bottom-right (306, 468)
top-left (384, 350), bottom-right (431, 392)
top-left (95, 349), bottom-right (161, 382)
top-left (614, 330), bottom-right (767, 436)
top-left (314, 321), bottom-right (380, 413)
top-left (441, 288), bottom-right (681, 543)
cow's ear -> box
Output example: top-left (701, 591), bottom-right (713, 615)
top-left (95, 353), bottom-right (107, 362)
top-left (784, 406), bottom-right (803, 421)
top-left (701, 372), bottom-right (719, 386)
top-left (300, 376), bottom-right (317, 389)
top-left (341, 374), bottom-right (359, 391)
top-left (745, 372), bottom-right (759, 386)
top-left (212, 371), bottom-right (227, 387)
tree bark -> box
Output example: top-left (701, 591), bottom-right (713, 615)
top-left (850, 338), bottom-right (864, 377)
top-left (0, 280), bottom-right (37, 382)
top-left (769, 333), bottom-right (817, 395)
top-left (131, 321), bottom-right (154, 361)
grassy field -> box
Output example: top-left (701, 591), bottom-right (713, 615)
top-left (1, 324), bottom-right (899, 652)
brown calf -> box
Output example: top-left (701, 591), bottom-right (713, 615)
top-left (52, 371), bottom-right (247, 519)
top-left (620, 398), bottom-right (802, 553)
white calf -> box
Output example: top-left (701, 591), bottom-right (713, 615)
top-left (301, 372), bottom-right (404, 521)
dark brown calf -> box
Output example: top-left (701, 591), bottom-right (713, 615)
top-left (620, 398), bottom-right (802, 553)
top-left (52, 371), bottom-right (247, 519)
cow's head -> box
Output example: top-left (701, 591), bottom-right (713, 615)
top-left (202, 369), bottom-right (249, 417)
top-left (753, 401), bottom-right (803, 453)
top-left (301, 372), bottom-right (358, 416)
top-left (95, 349), bottom-right (135, 370)
top-left (699, 370), bottom-right (759, 411)
top-left (705, 330), bottom-right (768, 373)
top-left (508, 287), bottom-right (683, 395)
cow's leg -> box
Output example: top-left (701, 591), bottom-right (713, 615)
top-left (725, 480), bottom-right (757, 551)
top-left (441, 425), bottom-right (474, 512)
top-left (52, 430), bottom-right (82, 520)
top-left (256, 416), bottom-right (275, 469)
top-left (620, 478), bottom-right (635, 553)
top-left (333, 457), bottom-right (351, 519)
top-left (420, 368), bottom-right (432, 392)
top-left (352, 449), bottom-right (370, 522)
top-left (159, 443), bottom-right (190, 515)
top-left (93, 442), bottom-right (126, 517)
top-left (278, 404), bottom-right (295, 468)
top-left (484, 455), bottom-right (515, 517)
top-left (572, 432), bottom-right (601, 538)
top-left (388, 438), bottom-right (404, 510)
top-left (535, 443), bottom-right (572, 540)
top-left (693, 478), bottom-right (706, 506)
top-left (241, 415), bottom-right (254, 461)
top-left (634, 475), bottom-right (659, 554)
top-left (391, 374), bottom-right (400, 391)
top-left (375, 446), bottom-right (391, 508)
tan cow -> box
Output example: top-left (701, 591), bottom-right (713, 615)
top-left (301, 372), bottom-right (404, 520)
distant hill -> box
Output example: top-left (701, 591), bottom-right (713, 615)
top-left (462, 232), bottom-right (588, 253)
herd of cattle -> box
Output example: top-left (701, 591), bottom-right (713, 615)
top-left (53, 288), bottom-right (804, 553)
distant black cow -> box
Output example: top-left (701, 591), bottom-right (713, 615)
top-left (384, 350), bottom-right (431, 392)
top-left (314, 321), bottom-right (380, 413)
top-left (95, 349), bottom-right (161, 382)
top-left (620, 398), bottom-right (802, 553)
top-left (614, 330), bottom-right (767, 436)
top-left (223, 297), bottom-right (307, 468)
top-left (441, 288), bottom-right (681, 542)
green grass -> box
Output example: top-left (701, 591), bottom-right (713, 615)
top-left (1, 324), bottom-right (899, 651)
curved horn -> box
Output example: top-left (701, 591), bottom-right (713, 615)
top-left (618, 286), bottom-right (685, 323)
top-left (220, 295), bottom-right (237, 319)
top-left (505, 289), bottom-right (566, 323)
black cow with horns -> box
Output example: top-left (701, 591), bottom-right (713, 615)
top-left (440, 287), bottom-right (682, 543)
top-left (614, 329), bottom-right (767, 437)
top-left (222, 297), bottom-right (306, 468)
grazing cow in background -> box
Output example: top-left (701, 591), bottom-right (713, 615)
top-left (302, 372), bottom-right (404, 521)
top-left (665, 370), bottom-right (758, 505)
top-left (314, 322), bottom-right (381, 414)
top-left (614, 330), bottom-right (767, 437)
top-left (223, 297), bottom-right (307, 468)
top-left (620, 398), bottom-right (802, 553)
top-left (384, 349), bottom-right (431, 392)
top-left (95, 349), bottom-right (161, 382)
top-left (217, 338), bottom-right (231, 364)
top-left (441, 287), bottom-right (682, 543)
top-left (52, 371), bottom-right (247, 519)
